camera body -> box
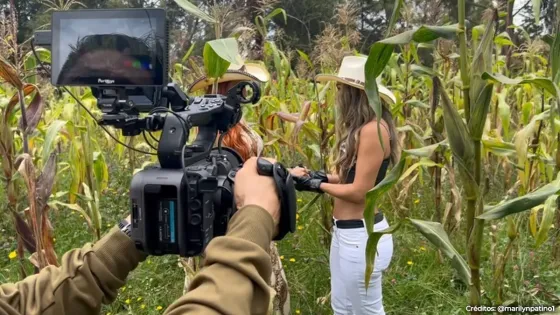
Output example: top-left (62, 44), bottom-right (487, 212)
top-left (39, 8), bottom-right (296, 257)
top-left (130, 147), bottom-right (240, 257)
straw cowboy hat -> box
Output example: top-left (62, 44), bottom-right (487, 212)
top-left (315, 55), bottom-right (397, 104)
top-left (188, 62), bottom-right (270, 93)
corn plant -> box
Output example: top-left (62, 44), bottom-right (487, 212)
top-left (0, 4), bottom-right (59, 271)
top-left (359, 0), bottom-right (560, 310)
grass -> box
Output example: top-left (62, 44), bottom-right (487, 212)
top-left (1, 155), bottom-right (560, 315)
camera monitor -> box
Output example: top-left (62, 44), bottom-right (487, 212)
top-left (51, 9), bottom-right (167, 87)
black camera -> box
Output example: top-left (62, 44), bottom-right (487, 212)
top-left (40, 8), bottom-right (297, 257)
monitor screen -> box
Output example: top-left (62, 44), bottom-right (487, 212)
top-left (51, 9), bottom-right (167, 87)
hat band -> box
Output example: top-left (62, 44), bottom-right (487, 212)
top-left (340, 77), bottom-right (365, 86)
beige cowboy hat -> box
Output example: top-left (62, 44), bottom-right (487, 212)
top-left (188, 62), bottom-right (270, 93)
top-left (315, 55), bottom-right (397, 104)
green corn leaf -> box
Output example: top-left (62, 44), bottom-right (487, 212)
top-left (472, 24), bottom-right (485, 43)
top-left (364, 157), bottom-right (407, 235)
top-left (403, 141), bottom-right (446, 158)
top-left (365, 222), bottom-right (402, 290)
top-left (298, 194), bottom-right (321, 214)
top-left (409, 219), bottom-right (471, 286)
top-left (437, 77), bottom-right (476, 197)
top-left (400, 157), bottom-right (442, 181)
top-left (479, 174), bottom-right (560, 220)
top-left (181, 43), bottom-right (196, 64)
top-left (297, 49), bottom-right (313, 70)
top-left (405, 100), bottom-right (430, 109)
top-left (265, 8), bottom-right (287, 24)
top-left (411, 64), bottom-right (441, 77)
top-left (173, 0), bottom-right (216, 23)
top-left (535, 195), bottom-right (558, 247)
top-left (482, 72), bottom-right (560, 97)
top-left (551, 32), bottom-right (560, 84)
top-left (366, 24), bottom-right (458, 152)
top-left (497, 89), bottom-right (511, 140)
top-left (514, 110), bottom-right (549, 185)
top-left (385, 0), bottom-right (403, 37)
top-left (50, 200), bottom-right (94, 231)
top-left (468, 83), bottom-right (494, 140)
top-left (93, 152), bottom-right (109, 192)
top-left (482, 139), bottom-right (516, 157)
top-left (42, 120), bottom-right (67, 163)
top-left (494, 32), bottom-right (514, 46)
top-left (203, 38), bottom-right (242, 79)
top-left (470, 17), bottom-right (495, 113)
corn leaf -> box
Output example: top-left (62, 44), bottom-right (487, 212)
top-left (403, 141), bottom-right (446, 158)
top-left (405, 100), bottom-right (430, 109)
top-left (4, 84), bottom-right (37, 124)
top-left (265, 8), bottom-right (287, 24)
top-left (535, 195), bottom-right (557, 247)
top-left (50, 200), bottom-right (94, 231)
top-left (173, 0), bottom-right (216, 23)
top-left (0, 57), bottom-right (23, 89)
top-left (468, 83), bottom-right (494, 140)
top-left (365, 222), bottom-right (402, 290)
top-left (479, 174), bottom-right (560, 220)
top-left (482, 139), bottom-right (516, 157)
top-left (409, 219), bottom-right (471, 285)
top-left (400, 157), bottom-right (442, 181)
top-left (497, 89), bottom-right (511, 139)
top-left (551, 32), bottom-right (560, 84)
top-left (470, 17), bottom-right (495, 112)
top-left (203, 38), bottom-right (242, 79)
top-left (438, 77), bottom-right (477, 197)
top-left (364, 157), bottom-right (407, 235)
top-left (42, 120), bottom-right (67, 163)
top-left (365, 24), bottom-right (458, 152)
top-left (93, 152), bottom-right (109, 192)
top-left (17, 84), bottom-right (44, 134)
top-left (385, 0), bottom-right (403, 37)
top-left (495, 32), bottom-right (514, 46)
top-left (529, 207), bottom-right (539, 237)
top-left (411, 64), bottom-right (441, 77)
top-left (482, 72), bottom-right (559, 97)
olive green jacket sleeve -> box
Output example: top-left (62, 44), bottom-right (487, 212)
top-left (0, 205), bottom-right (274, 315)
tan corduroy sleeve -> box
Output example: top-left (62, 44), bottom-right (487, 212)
top-left (164, 205), bottom-right (275, 315)
top-left (0, 226), bottom-right (146, 315)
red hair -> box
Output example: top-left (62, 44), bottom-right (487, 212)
top-left (207, 82), bottom-right (259, 162)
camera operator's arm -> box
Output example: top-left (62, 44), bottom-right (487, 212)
top-left (0, 218), bottom-right (146, 315)
top-left (165, 157), bottom-right (280, 315)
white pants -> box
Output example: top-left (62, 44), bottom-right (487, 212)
top-left (330, 217), bottom-right (394, 315)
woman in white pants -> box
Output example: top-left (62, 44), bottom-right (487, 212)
top-left (291, 55), bottom-right (398, 314)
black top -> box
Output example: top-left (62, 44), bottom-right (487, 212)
top-left (344, 158), bottom-right (391, 184)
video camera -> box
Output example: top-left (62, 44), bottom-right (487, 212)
top-left (37, 8), bottom-right (296, 257)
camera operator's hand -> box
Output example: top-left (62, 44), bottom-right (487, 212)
top-left (235, 157), bottom-right (280, 225)
top-left (289, 166), bottom-right (309, 177)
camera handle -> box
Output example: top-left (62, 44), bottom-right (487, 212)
top-left (255, 158), bottom-right (297, 240)
top-left (228, 158), bottom-right (297, 240)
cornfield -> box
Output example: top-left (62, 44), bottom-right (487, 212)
top-left (2, 0), bottom-right (560, 314)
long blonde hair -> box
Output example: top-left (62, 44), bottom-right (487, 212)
top-left (332, 84), bottom-right (398, 183)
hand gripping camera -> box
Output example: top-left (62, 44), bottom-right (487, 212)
top-left (40, 8), bottom-right (297, 257)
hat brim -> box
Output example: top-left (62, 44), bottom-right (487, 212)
top-left (315, 74), bottom-right (397, 105)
